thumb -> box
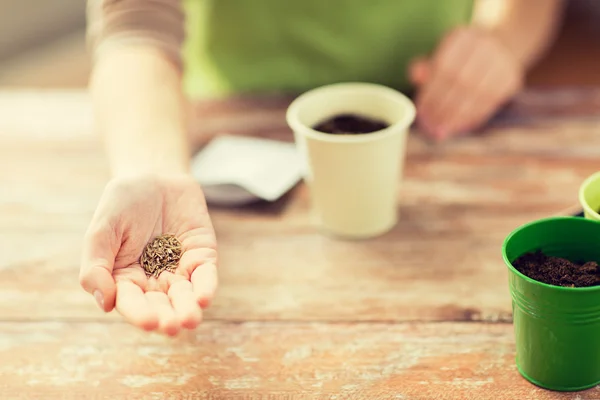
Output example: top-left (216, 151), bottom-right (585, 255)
top-left (80, 224), bottom-right (118, 313)
top-left (409, 57), bottom-right (431, 86)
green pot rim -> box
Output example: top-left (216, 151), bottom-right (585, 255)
top-left (502, 216), bottom-right (600, 293)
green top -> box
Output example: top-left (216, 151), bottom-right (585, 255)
top-left (182, 0), bottom-right (473, 98)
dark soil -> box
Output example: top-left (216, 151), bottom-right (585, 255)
top-left (313, 114), bottom-right (389, 134)
top-left (513, 250), bottom-right (600, 287)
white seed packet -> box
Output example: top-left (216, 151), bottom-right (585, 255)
top-left (191, 134), bottom-right (302, 206)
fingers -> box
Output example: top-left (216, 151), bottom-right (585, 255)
top-left (408, 57), bottom-right (430, 86)
top-left (443, 52), bottom-right (520, 136)
top-left (414, 27), bottom-right (523, 141)
top-left (416, 29), bottom-right (475, 140)
top-left (145, 291), bottom-right (180, 336)
top-left (116, 272), bottom-right (203, 335)
top-left (444, 69), bottom-right (499, 135)
top-left (177, 245), bottom-right (218, 308)
top-left (191, 263), bottom-right (218, 308)
top-left (80, 223), bottom-right (118, 312)
top-left (168, 280), bottom-right (203, 329)
top-left (420, 47), bottom-right (487, 140)
top-left (115, 281), bottom-right (159, 331)
top-left (416, 73), bottom-right (456, 140)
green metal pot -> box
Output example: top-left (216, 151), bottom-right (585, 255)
top-left (502, 216), bottom-right (600, 391)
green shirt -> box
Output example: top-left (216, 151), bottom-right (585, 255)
top-left (182, 0), bottom-right (473, 98)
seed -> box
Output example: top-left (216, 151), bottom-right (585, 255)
top-left (140, 234), bottom-right (182, 278)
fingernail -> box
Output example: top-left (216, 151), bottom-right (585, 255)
top-left (93, 290), bottom-right (105, 311)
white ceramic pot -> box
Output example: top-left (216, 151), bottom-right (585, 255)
top-left (286, 82), bottom-right (416, 239)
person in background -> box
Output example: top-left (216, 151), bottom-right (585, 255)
top-left (79, 0), bottom-right (564, 335)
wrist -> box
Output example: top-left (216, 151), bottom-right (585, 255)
top-left (107, 146), bottom-right (191, 178)
top-left (103, 127), bottom-right (191, 178)
top-left (110, 159), bottom-right (191, 179)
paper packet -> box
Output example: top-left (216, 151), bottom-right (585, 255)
top-left (191, 135), bottom-right (302, 206)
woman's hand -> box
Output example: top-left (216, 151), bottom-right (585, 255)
top-left (79, 174), bottom-right (218, 336)
top-left (410, 27), bottom-right (524, 141)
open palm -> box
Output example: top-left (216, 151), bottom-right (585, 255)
top-left (79, 174), bottom-right (218, 335)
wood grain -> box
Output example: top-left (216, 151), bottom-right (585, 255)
top-left (0, 91), bottom-right (598, 322)
top-left (2, 89), bottom-right (600, 398)
top-left (0, 321), bottom-right (595, 400)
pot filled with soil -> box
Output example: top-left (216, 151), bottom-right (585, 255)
top-left (286, 82), bottom-right (416, 239)
top-left (579, 170), bottom-right (600, 220)
top-left (502, 216), bottom-right (600, 391)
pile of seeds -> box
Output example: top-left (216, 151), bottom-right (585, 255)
top-left (140, 234), bottom-right (182, 278)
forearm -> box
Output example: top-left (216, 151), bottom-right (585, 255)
top-left (474, 0), bottom-right (565, 68)
top-left (90, 47), bottom-right (190, 177)
top-left (86, 0), bottom-right (187, 177)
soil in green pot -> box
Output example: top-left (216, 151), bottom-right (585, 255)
top-left (513, 250), bottom-right (600, 287)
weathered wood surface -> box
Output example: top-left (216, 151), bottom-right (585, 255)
top-left (2, 89), bottom-right (600, 398)
top-left (0, 322), bottom-right (597, 400)
top-left (1, 90), bottom-right (599, 322)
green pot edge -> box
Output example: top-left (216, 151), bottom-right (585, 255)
top-left (516, 359), bottom-right (600, 392)
top-left (502, 216), bottom-right (600, 293)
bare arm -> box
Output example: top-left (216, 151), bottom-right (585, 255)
top-left (473, 0), bottom-right (565, 68)
top-left (81, 1), bottom-right (218, 335)
top-left (87, 0), bottom-right (188, 177)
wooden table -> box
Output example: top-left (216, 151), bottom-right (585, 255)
top-left (1, 89), bottom-right (600, 400)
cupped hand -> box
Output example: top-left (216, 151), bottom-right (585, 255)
top-left (410, 26), bottom-right (524, 141)
top-left (79, 174), bottom-right (218, 336)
